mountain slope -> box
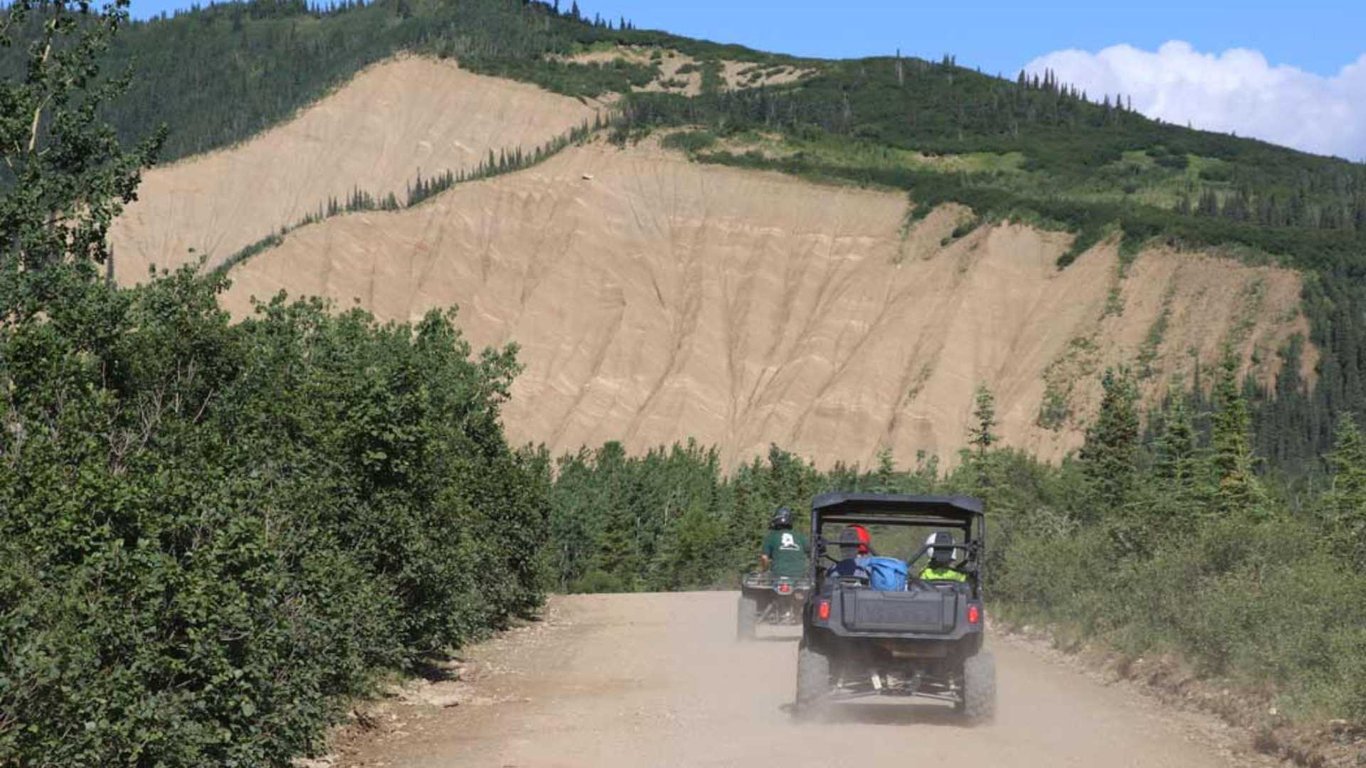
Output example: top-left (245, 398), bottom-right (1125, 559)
top-left (109, 56), bottom-right (603, 279)
top-left (220, 139), bottom-right (1308, 468)
top-left (90, 0), bottom-right (1366, 469)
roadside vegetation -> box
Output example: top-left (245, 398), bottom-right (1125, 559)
top-left (1, 4), bottom-right (547, 764)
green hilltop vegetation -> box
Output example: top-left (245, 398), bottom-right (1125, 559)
top-left (94, 0), bottom-right (792, 160)
top-left (3, 1), bottom-right (1366, 765)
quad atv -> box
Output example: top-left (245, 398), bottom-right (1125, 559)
top-left (736, 571), bottom-right (813, 640)
top-left (793, 493), bottom-right (996, 723)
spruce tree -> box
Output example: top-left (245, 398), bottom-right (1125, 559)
top-left (874, 446), bottom-right (896, 492)
top-left (1080, 368), bottom-right (1140, 509)
top-left (968, 383), bottom-right (998, 454)
top-left (1209, 356), bottom-right (1267, 519)
top-left (1324, 412), bottom-right (1366, 565)
top-left (1155, 391), bottom-right (1200, 493)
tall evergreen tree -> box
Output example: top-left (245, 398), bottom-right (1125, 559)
top-left (1324, 412), bottom-right (1366, 566)
top-left (1080, 367), bottom-right (1140, 509)
top-left (1155, 390), bottom-right (1200, 494)
top-left (968, 383), bottom-right (999, 454)
top-left (1209, 356), bottom-right (1268, 519)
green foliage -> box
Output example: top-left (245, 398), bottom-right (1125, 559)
top-left (1154, 389), bottom-right (1201, 494)
top-left (1036, 381), bottom-right (1071, 431)
top-left (1322, 413), bottom-right (1366, 567)
top-left (1210, 355), bottom-right (1269, 519)
top-left (968, 383), bottom-right (999, 453)
top-left (37, 0), bottom-right (794, 162)
top-left (1, 270), bottom-right (549, 766)
top-left (660, 128), bottom-right (717, 153)
top-left (0, 9), bottom-right (547, 763)
top-left (1080, 368), bottom-right (1140, 509)
top-left (0, 0), bottom-right (162, 308)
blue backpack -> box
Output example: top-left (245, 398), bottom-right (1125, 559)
top-left (865, 556), bottom-right (909, 591)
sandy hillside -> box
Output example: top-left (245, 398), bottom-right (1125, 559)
top-left (219, 140), bottom-right (1310, 469)
top-left (109, 57), bottom-right (603, 280)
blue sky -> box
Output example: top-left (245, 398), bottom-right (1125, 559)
top-left (127, 0), bottom-right (1366, 158)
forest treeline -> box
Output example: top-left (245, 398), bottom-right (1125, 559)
top-left (74, 0), bottom-right (782, 160)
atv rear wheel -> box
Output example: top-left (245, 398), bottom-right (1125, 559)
top-left (960, 650), bottom-right (997, 724)
top-left (794, 642), bottom-right (832, 718)
top-left (736, 595), bottom-right (757, 641)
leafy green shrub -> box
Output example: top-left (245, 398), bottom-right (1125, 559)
top-left (0, 269), bottom-right (550, 766)
top-left (661, 129), bottom-right (717, 153)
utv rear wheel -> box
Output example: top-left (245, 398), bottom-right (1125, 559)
top-left (736, 596), bottom-right (757, 641)
top-left (960, 650), bottom-right (997, 724)
top-left (794, 642), bottom-right (832, 718)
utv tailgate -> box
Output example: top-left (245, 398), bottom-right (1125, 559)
top-left (839, 589), bottom-right (957, 634)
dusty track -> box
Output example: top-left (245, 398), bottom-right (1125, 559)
top-left (333, 592), bottom-right (1275, 767)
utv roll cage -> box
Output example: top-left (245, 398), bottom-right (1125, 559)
top-left (808, 493), bottom-right (986, 598)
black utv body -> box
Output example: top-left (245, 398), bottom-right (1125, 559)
top-left (795, 493), bottom-right (996, 722)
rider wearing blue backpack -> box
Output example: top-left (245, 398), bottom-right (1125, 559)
top-left (827, 526), bottom-right (908, 590)
top-left (865, 556), bottom-right (909, 591)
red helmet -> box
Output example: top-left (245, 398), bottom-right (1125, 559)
top-left (840, 524), bottom-right (871, 556)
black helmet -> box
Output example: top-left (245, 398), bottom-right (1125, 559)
top-left (770, 507), bottom-right (794, 530)
top-left (926, 532), bottom-right (956, 566)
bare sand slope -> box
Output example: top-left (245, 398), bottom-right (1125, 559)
top-left (221, 141), bottom-right (1309, 468)
top-left (330, 592), bottom-right (1272, 768)
top-left (109, 57), bottom-right (602, 280)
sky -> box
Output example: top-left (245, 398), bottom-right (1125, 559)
top-left (127, 0), bottom-right (1366, 159)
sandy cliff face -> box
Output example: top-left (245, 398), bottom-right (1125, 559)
top-left (109, 57), bottom-right (602, 280)
top-left (111, 56), bottom-right (1310, 467)
top-left (217, 139), bottom-right (1311, 468)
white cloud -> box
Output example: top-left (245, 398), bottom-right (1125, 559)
top-left (1025, 41), bottom-right (1366, 160)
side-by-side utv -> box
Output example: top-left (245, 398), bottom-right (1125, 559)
top-left (794, 493), bottom-right (996, 723)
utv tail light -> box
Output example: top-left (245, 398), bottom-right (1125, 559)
top-left (817, 600), bottom-right (831, 621)
top-left (968, 604), bottom-right (982, 625)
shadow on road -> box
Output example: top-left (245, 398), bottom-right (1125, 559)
top-left (411, 652), bottom-right (463, 683)
top-left (779, 701), bottom-right (970, 728)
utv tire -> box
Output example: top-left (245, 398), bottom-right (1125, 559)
top-left (960, 650), bottom-right (997, 724)
top-left (794, 642), bottom-right (832, 719)
top-left (736, 596), bottom-right (757, 641)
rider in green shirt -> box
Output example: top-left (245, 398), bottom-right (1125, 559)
top-left (919, 531), bottom-right (968, 582)
top-left (760, 507), bottom-right (810, 579)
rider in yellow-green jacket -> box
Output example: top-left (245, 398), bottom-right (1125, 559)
top-left (919, 532), bottom-right (967, 582)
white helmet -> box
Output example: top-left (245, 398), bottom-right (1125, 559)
top-left (926, 532), bottom-right (955, 566)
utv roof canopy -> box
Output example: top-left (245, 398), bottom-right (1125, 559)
top-left (810, 493), bottom-right (983, 531)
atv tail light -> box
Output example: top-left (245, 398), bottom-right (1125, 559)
top-left (968, 604), bottom-right (982, 625)
top-left (778, 583), bottom-right (792, 594)
top-left (817, 600), bottom-right (831, 621)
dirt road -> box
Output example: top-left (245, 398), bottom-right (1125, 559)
top-left (334, 592), bottom-right (1274, 767)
